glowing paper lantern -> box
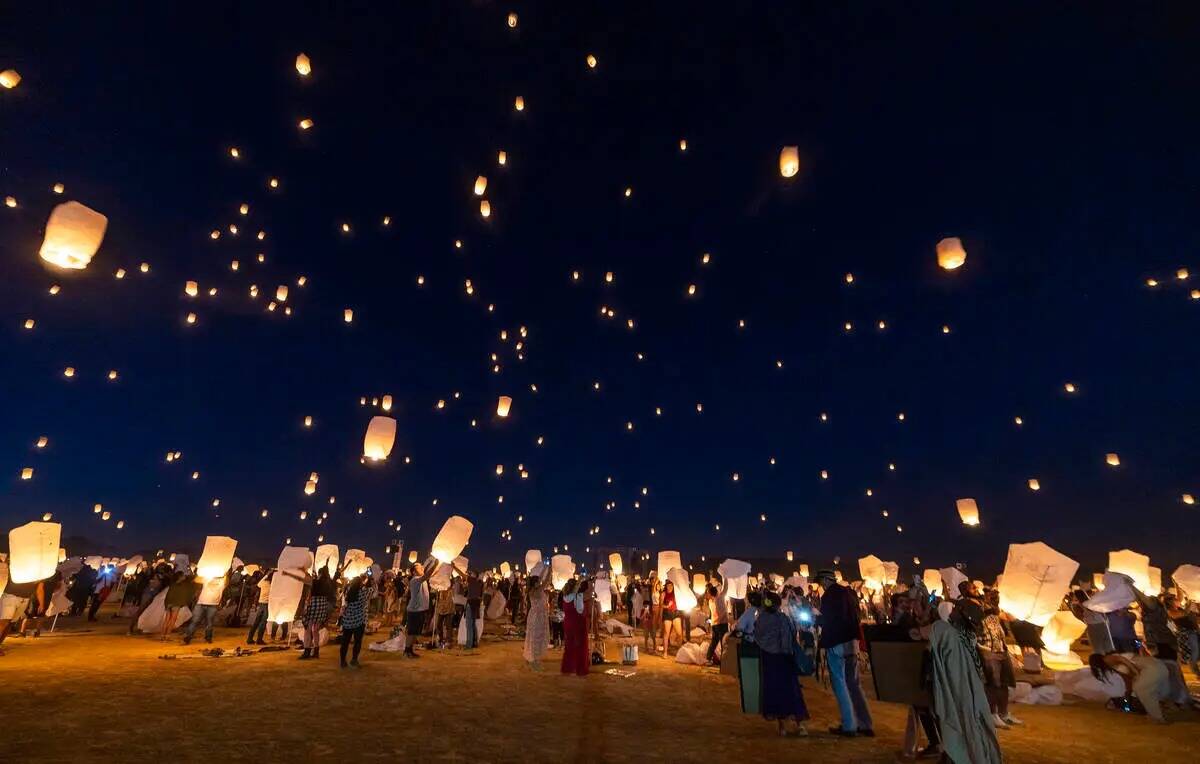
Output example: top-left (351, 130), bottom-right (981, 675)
top-left (1041, 610), bottom-right (1086, 669)
top-left (343, 549), bottom-right (370, 578)
top-left (1171, 564), bottom-right (1200, 600)
top-left (268, 546), bottom-right (312, 624)
top-left (608, 552), bottom-right (623, 576)
top-left (1148, 566), bottom-right (1162, 594)
top-left (344, 308), bottom-right (354, 323)
top-left (956, 498), bottom-right (981, 526)
top-left (498, 150), bottom-right (507, 165)
top-left (718, 558), bottom-right (751, 599)
top-left (295, 53), bottom-right (311, 76)
top-left (196, 536), bottom-right (238, 579)
top-left (496, 396), bottom-right (512, 417)
top-left (551, 554), bottom-right (575, 590)
top-left (922, 569), bottom-right (943, 597)
top-left (858, 555), bottom-right (897, 591)
top-left (276, 285), bottom-right (289, 302)
top-left (514, 96), bottom-right (525, 111)
top-left (940, 567), bottom-right (968, 600)
top-left (1108, 548), bottom-right (1152, 593)
top-left (998, 542), bottom-right (1079, 627)
top-left (0, 69), bottom-right (20, 88)
top-left (1105, 453), bottom-right (1120, 467)
top-left (8, 521), bottom-right (61, 584)
top-left (39, 202), bottom-right (108, 270)
top-left (480, 200), bottom-right (491, 218)
top-left (798, 563), bottom-right (810, 577)
top-left (20, 467), bottom-right (33, 480)
top-left (363, 415), bottom-right (397, 461)
top-left (430, 515), bottom-right (473, 563)
top-left (185, 280), bottom-right (199, 297)
top-left (668, 568), bottom-right (698, 611)
top-left (500, 561), bottom-right (511, 577)
top-left (298, 118), bottom-right (313, 130)
top-left (779, 146), bottom-right (799, 178)
top-left (304, 480), bottom-right (317, 496)
top-left (314, 544), bottom-right (339, 575)
top-left (692, 572), bottom-right (707, 596)
top-left (474, 176), bottom-right (487, 196)
top-left (656, 551), bottom-right (682, 584)
top-left (935, 237), bottom-right (967, 271)
top-left (525, 549), bottom-right (542, 573)
top-left (507, 12), bottom-right (518, 28)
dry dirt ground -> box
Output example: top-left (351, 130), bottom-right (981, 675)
top-left (1, 608), bottom-right (1197, 763)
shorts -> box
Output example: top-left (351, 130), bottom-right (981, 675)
top-left (662, 609), bottom-right (679, 621)
top-left (1, 595), bottom-right (30, 621)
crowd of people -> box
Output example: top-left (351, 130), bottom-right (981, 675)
top-left (2, 550), bottom-right (1198, 763)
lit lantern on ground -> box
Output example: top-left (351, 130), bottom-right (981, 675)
top-left (431, 515), bottom-right (473, 563)
top-left (936, 237), bottom-right (967, 270)
top-left (956, 498), bottom-right (981, 526)
top-left (496, 395), bottom-right (512, 417)
top-left (39, 201), bottom-right (108, 270)
top-left (692, 572), bottom-right (707, 596)
top-left (363, 415), bottom-right (397, 461)
top-left (1108, 548), bottom-right (1152, 594)
top-left (656, 551), bottom-right (682, 583)
top-left (779, 146), bottom-right (799, 178)
top-left (0, 69), bottom-right (20, 88)
top-left (1106, 453), bottom-right (1120, 466)
top-left (474, 176), bottom-right (487, 196)
top-left (8, 521), bottom-right (61, 583)
top-left (268, 546), bottom-right (312, 624)
top-left (551, 554), bottom-right (575, 589)
top-left (998, 541), bottom-right (1079, 626)
top-left (525, 549), bottom-right (542, 573)
top-left (295, 53), bottom-right (311, 76)
top-left (608, 552), bottom-right (623, 576)
top-left (1041, 611), bottom-right (1087, 669)
top-left (668, 568), bottom-right (698, 611)
top-left (196, 536), bottom-right (238, 579)
top-left (858, 555), bottom-right (897, 591)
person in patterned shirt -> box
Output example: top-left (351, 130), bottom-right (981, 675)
top-left (340, 573), bottom-right (377, 669)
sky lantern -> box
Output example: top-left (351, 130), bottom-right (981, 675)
top-left (39, 201), bottom-right (108, 270)
top-left (480, 199), bottom-right (491, 218)
top-left (268, 546), bottom-right (312, 624)
top-left (295, 53), bottom-right (311, 76)
top-left (498, 150), bottom-right (507, 165)
top-left (8, 521), bottom-right (60, 583)
top-left (936, 237), bottom-right (967, 270)
top-left (1105, 453), bottom-right (1120, 466)
top-left (1027, 478), bottom-right (1041, 491)
top-left (185, 280), bottom-right (198, 297)
top-left (474, 175), bottom-right (487, 196)
top-left (431, 515), bottom-right (474, 563)
top-left (36, 436), bottom-right (48, 448)
top-left (196, 535), bottom-right (237, 579)
top-left (303, 415), bottom-right (313, 428)
top-left (363, 415), bottom-right (396, 461)
top-left (586, 53), bottom-right (597, 68)
top-left (276, 285), bottom-right (288, 302)
top-left (691, 572), bottom-right (707, 595)
top-left (496, 395), bottom-right (513, 417)
top-left (1041, 611), bottom-right (1087, 669)
top-left (656, 550), bottom-right (682, 583)
top-left (551, 554), bottom-right (575, 590)
top-left (514, 96), bottom-right (525, 111)
top-left (343, 308), bottom-right (354, 323)
top-left (680, 138), bottom-right (688, 151)
top-left (608, 552), bottom-right (623, 576)
top-left (20, 467), bottom-right (33, 480)
top-left (507, 12), bottom-right (518, 28)
top-left (185, 312), bottom-right (197, 325)
top-left (779, 146), bottom-right (799, 178)
top-left (1108, 548), bottom-right (1152, 593)
top-left (998, 541), bottom-right (1079, 627)
top-left (304, 479), bottom-right (317, 495)
top-left (956, 498), bottom-right (981, 526)
top-left (0, 69), bottom-right (20, 88)
top-left (922, 569), bottom-right (943, 597)
top-left (299, 118), bottom-right (314, 130)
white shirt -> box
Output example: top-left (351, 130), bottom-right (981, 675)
top-left (257, 577), bottom-right (271, 604)
top-left (197, 577), bottom-right (225, 606)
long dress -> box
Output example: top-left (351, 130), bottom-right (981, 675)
top-left (561, 593), bottom-right (590, 675)
top-left (929, 620), bottom-right (1002, 764)
top-left (523, 584), bottom-right (549, 663)
top-left (756, 611), bottom-right (809, 721)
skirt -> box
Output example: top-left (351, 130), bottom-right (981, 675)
top-left (302, 596), bottom-right (331, 627)
top-left (759, 651), bottom-right (809, 722)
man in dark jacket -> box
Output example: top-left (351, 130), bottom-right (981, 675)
top-left (815, 570), bottom-right (874, 737)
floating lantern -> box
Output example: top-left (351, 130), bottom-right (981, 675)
top-left (1027, 478), bottom-right (1041, 491)
top-left (936, 237), bottom-right (967, 270)
top-left (303, 415), bottom-right (312, 428)
top-left (431, 515), bottom-right (474, 563)
top-left (514, 96), bottom-right (525, 111)
top-left (496, 395), bottom-right (512, 417)
top-left (7, 521), bottom-right (60, 583)
top-left (507, 12), bottom-right (518, 28)
top-left (295, 53), bottom-right (311, 76)
top-left (342, 308), bottom-right (354, 324)
top-left (63, 367), bottom-right (75, 378)
top-left (608, 552), bottom-right (623, 576)
top-left (185, 281), bottom-right (199, 297)
top-left (680, 138), bottom-right (688, 151)
top-left (692, 572), bottom-right (707, 596)
top-left (1106, 453), bottom-right (1120, 466)
top-left (35, 436), bottom-right (47, 448)
top-left (268, 546), bottom-right (313, 624)
top-left (39, 201), bottom-right (108, 270)
top-left (498, 150), bottom-right (507, 165)
top-left (363, 415), bottom-right (396, 461)
top-left (1183, 493), bottom-right (1195, 505)
top-left (786, 551), bottom-right (794, 562)
top-left (656, 551), bottom-right (682, 584)
top-left (474, 176), bottom-right (487, 196)
top-left (998, 541), bottom-right (1079, 627)
top-left (1041, 611), bottom-right (1087, 669)
top-left (922, 569), bottom-right (943, 597)
top-left (586, 54), bottom-right (597, 68)
top-left (298, 118), bottom-right (313, 130)
top-left (276, 285), bottom-right (288, 302)
top-left (185, 312), bottom-right (196, 325)
top-left (196, 535), bottom-right (238, 578)
top-left (304, 480), bottom-right (316, 495)
top-left (0, 69), bottom-right (21, 88)
top-left (1108, 549), bottom-right (1152, 593)
top-left (20, 467), bottom-right (33, 480)
top-left (956, 498), bottom-right (981, 526)
top-left (551, 554), bottom-right (575, 589)
top-left (480, 199), bottom-right (491, 218)
top-left (779, 146), bottom-right (799, 178)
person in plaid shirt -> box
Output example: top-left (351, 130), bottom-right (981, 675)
top-left (340, 573), bottom-right (377, 669)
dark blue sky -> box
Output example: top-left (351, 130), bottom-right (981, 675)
top-left (3, 1), bottom-right (1198, 578)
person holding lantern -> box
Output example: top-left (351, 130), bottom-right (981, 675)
top-left (560, 578), bottom-right (591, 676)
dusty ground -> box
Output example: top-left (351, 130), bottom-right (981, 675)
top-left (1, 608), bottom-right (1197, 763)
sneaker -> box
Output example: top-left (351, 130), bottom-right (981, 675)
top-left (992, 714), bottom-right (1009, 729)
top-left (298, 649), bottom-right (312, 660)
top-left (1002, 714), bottom-right (1023, 726)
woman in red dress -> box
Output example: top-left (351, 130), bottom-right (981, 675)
top-left (560, 579), bottom-right (591, 676)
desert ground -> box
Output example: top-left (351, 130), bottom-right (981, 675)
top-left (1, 607), bottom-right (1197, 763)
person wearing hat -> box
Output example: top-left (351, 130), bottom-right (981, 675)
top-left (814, 569), bottom-right (874, 738)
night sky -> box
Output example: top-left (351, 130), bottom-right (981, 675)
top-left (3, 2), bottom-right (1198, 578)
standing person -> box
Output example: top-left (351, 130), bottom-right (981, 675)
top-left (17, 573), bottom-right (57, 638)
top-left (660, 580), bottom-right (682, 656)
top-left (183, 572), bottom-right (226, 644)
top-left (929, 605), bottom-right (1002, 762)
top-left (404, 561), bottom-right (437, 659)
top-left (67, 562), bottom-right (96, 616)
top-left (523, 567), bottom-right (551, 670)
top-left (1165, 593), bottom-right (1199, 678)
top-left (339, 572), bottom-right (376, 669)
top-left (815, 569), bottom-right (874, 738)
top-left (755, 591), bottom-right (809, 737)
top-left (298, 567), bottom-right (335, 660)
top-left (246, 570), bottom-right (272, 645)
top-left (455, 563), bottom-right (484, 651)
top-left (705, 578), bottom-right (730, 666)
top-left (975, 589), bottom-right (1020, 728)
top-left (161, 570), bottom-right (193, 641)
top-left (561, 579), bottom-right (591, 676)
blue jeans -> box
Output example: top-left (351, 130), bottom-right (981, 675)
top-left (826, 640), bottom-right (873, 732)
top-left (247, 604), bottom-right (268, 642)
top-left (185, 604), bottom-right (218, 642)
